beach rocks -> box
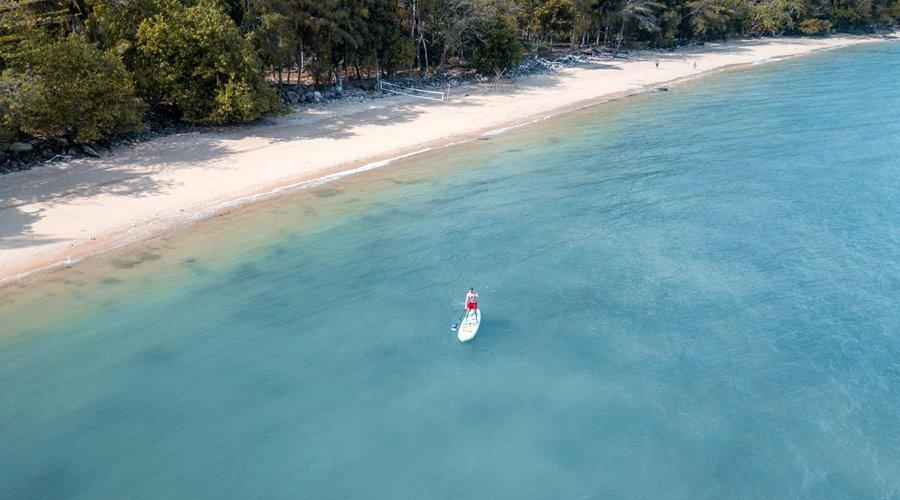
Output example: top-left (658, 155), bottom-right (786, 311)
top-left (510, 51), bottom-right (613, 77)
top-left (9, 141), bottom-right (33, 153)
top-left (1, 159), bottom-right (24, 172)
top-left (312, 91), bottom-right (323, 102)
top-left (1, 104), bottom-right (196, 176)
top-left (284, 90), bottom-right (300, 104)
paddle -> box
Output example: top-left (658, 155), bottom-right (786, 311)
top-left (451, 310), bottom-right (467, 331)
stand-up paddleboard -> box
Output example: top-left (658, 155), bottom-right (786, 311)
top-left (458, 309), bottom-right (481, 342)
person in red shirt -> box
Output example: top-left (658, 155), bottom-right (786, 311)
top-left (465, 287), bottom-right (479, 311)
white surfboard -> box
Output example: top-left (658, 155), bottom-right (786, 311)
top-left (458, 309), bottom-right (481, 342)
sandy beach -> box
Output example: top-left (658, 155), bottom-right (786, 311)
top-left (0, 35), bottom-right (891, 286)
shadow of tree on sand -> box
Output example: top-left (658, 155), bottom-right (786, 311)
top-left (0, 161), bottom-right (175, 251)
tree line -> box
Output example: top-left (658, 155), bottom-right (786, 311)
top-left (1, 0), bottom-right (897, 148)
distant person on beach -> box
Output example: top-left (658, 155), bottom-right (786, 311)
top-left (655, 60), bottom-right (659, 68)
top-left (693, 62), bottom-right (697, 69)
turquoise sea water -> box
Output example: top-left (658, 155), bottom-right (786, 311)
top-left (2, 42), bottom-right (899, 498)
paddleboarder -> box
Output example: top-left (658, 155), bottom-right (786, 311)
top-left (453, 287), bottom-right (482, 340)
top-left (452, 287), bottom-right (481, 334)
top-left (465, 287), bottom-right (479, 313)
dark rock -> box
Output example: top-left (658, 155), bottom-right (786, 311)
top-left (312, 91), bottom-right (323, 102)
top-left (82, 145), bottom-right (101, 157)
top-left (67, 148), bottom-right (77, 156)
top-left (45, 137), bottom-right (69, 149)
top-left (9, 141), bottom-right (33, 153)
top-left (40, 148), bottom-right (55, 159)
top-left (285, 90), bottom-right (300, 104)
top-left (657, 87), bottom-right (669, 91)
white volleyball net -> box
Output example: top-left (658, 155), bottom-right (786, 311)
top-left (379, 81), bottom-right (447, 101)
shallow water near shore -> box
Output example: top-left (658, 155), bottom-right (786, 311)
top-left (2, 42), bottom-right (899, 497)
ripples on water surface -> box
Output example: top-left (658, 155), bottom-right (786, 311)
top-left (1, 42), bottom-right (898, 498)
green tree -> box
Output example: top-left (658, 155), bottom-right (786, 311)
top-left (533, 0), bottom-right (577, 42)
top-left (468, 15), bottom-right (524, 75)
top-left (797, 17), bottom-right (832, 32)
top-left (242, 0), bottom-right (297, 84)
top-left (824, 0), bottom-right (875, 28)
top-left (135, 0), bottom-right (282, 124)
top-left (687, 0), bottom-right (735, 39)
top-left (357, 0), bottom-right (411, 78)
top-left (85, 0), bottom-right (180, 68)
top-left (751, 0), bottom-right (808, 34)
top-left (0, 72), bottom-right (27, 147)
top-left (428, 0), bottom-right (517, 71)
top-left (614, 0), bottom-right (664, 49)
top-left (656, 9), bottom-right (682, 46)
top-left (582, 0), bottom-right (621, 46)
top-left (4, 34), bottom-right (144, 143)
top-left (383, 34), bottom-right (417, 74)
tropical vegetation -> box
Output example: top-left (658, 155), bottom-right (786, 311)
top-left (0, 0), bottom-right (897, 150)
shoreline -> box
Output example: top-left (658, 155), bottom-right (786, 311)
top-left (0, 35), bottom-right (894, 289)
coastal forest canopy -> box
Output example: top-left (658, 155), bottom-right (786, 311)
top-left (0, 0), bottom-right (897, 149)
